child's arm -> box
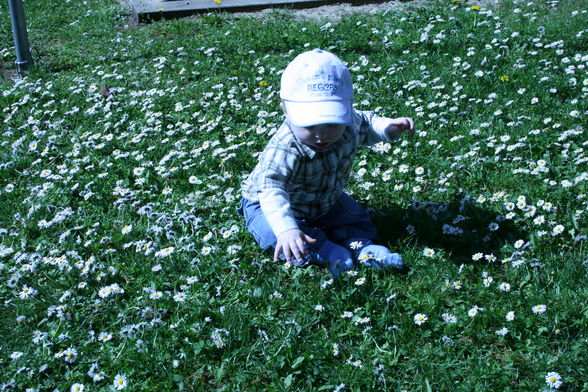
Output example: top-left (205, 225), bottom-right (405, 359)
top-left (355, 111), bottom-right (415, 144)
top-left (258, 188), bottom-right (317, 264)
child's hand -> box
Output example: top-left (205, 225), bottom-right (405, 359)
top-left (275, 229), bottom-right (317, 263)
top-left (385, 117), bottom-right (415, 139)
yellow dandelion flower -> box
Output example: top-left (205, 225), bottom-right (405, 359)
top-left (214, 0), bottom-right (222, 4)
top-left (470, 5), bottom-right (481, 10)
top-left (500, 75), bottom-right (510, 82)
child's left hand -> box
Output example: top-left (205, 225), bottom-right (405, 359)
top-left (385, 117), bottom-right (415, 139)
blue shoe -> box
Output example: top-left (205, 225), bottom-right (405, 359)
top-left (315, 240), bottom-right (354, 277)
top-left (358, 244), bottom-right (404, 270)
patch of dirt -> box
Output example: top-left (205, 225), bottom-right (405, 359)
top-left (230, 0), bottom-right (501, 21)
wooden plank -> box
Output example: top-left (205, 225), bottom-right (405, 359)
top-left (128, 0), bottom-right (352, 22)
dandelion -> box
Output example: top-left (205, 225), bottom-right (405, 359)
top-left (499, 75), bottom-right (510, 82)
top-left (113, 374), bottom-right (128, 390)
top-left (545, 371), bottom-right (563, 389)
top-left (423, 247), bottom-right (435, 257)
top-left (414, 313), bottom-right (428, 325)
top-left (532, 304), bottom-right (547, 314)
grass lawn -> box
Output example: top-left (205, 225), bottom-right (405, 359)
top-left (0, 0), bottom-right (587, 390)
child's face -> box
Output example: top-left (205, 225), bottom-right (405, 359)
top-left (289, 123), bottom-right (346, 151)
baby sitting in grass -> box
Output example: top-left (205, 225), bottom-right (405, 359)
top-left (239, 49), bottom-right (414, 276)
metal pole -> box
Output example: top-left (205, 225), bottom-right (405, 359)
top-left (7, 0), bottom-right (34, 75)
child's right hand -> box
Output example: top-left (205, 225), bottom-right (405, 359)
top-left (385, 117), bottom-right (415, 139)
top-left (275, 229), bottom-right (317, 263)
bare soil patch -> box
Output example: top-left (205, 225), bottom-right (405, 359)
top-left (229, 0), bottom-right (501, 21)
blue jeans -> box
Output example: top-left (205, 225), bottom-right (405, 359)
top-left (239, 193), bottom-right (379, 266)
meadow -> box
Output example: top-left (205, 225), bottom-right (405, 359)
top-left (0, 0), bottom-right (587, 390)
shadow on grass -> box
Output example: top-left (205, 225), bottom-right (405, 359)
top-left (372, 196), bottom-right (527, 266)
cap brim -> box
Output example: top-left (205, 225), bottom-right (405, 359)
top-left (284, 100), bottom-right (352, 127)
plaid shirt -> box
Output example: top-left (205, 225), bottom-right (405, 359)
top-left (241, 110), bottom-right (396, 236)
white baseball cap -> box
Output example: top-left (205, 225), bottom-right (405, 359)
top-left (280, 49), bottom-right (354, 127)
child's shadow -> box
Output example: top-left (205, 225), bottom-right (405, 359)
top-left (371, 197), bottom-right (527, 266)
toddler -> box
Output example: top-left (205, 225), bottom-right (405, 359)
top-left (240, 49), bottom-right (414, 276)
